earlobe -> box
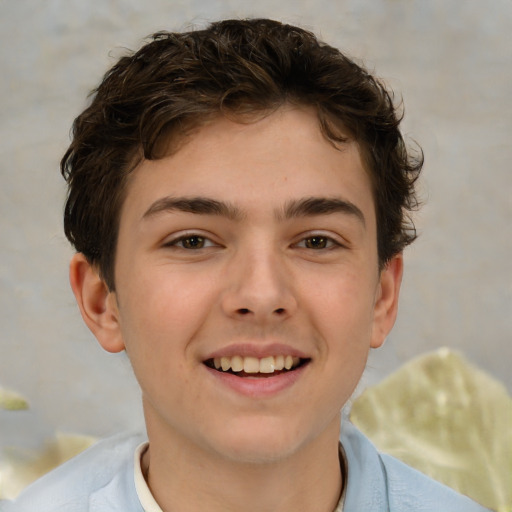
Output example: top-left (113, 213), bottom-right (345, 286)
top-left (370, 254), bottom-right (403, 349)
top-left (69, 253), bottom-right (125, 353)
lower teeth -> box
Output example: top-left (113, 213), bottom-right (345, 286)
top-left (227, 369), bottom-right (288, 376)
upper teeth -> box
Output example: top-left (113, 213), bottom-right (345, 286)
top-left (213, 355), bottom-right (300, 374)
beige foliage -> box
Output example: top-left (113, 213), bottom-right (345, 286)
top-left (0, 387), bottom-right (28, 411)
top-left (351, 348), bottom-right (512, 512)
top-left (0, 433), bottom-right (97, 500)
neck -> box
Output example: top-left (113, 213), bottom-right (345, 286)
top-left (142, 411), bottom-right (343, 512)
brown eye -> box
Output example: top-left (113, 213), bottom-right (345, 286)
top-left (304, 236), bottom-right (329, 249)
top-left (165, 233), bottom-right (218, 250)
top-left (181, 236), bottom-right (206, 249)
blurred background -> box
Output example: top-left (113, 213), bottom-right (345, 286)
top-left (1, 0), bottom-right (511, 453)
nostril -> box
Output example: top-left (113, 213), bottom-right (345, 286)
top-left (237, 308), bottom-right (251, 315)
top-left (274, 308), bottom-right (285, 315)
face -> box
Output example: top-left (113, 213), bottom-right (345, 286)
top-left (75, 107), bottom-right (402, 464)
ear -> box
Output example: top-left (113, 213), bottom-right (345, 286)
top-left (69, 253), bottom-right (125, 353)
top-left (370, 253), bottom-right (403, 349)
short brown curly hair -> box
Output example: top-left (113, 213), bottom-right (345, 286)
top-left (62, 18), bottom-right (422, 290)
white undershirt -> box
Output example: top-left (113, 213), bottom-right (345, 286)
top-left (134, 443), bottom-right (163, 512)
top-left (133, 442), bottom-right (345, 512)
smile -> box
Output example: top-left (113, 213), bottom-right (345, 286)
top-left (204, 355), bottom-right (307, 375)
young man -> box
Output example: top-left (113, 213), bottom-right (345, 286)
top-left (10, 18), bottom-right (489, 512)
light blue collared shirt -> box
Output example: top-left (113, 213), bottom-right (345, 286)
top-left (4, 422), bottom-right (491, 512)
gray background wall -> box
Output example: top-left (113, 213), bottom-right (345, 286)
top-left (1, 0), bottom-right (511, 451)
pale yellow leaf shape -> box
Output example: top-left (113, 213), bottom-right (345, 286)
top-left (351, 348), bottom-right (512, 512)
top-left (0, 433), bottom-right (97, 500)
top-left (0, 387), bottom-right (29, 410)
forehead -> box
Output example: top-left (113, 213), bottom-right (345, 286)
top-left (120, 107), bottom-right (375, 225)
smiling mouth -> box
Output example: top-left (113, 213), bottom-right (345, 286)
top-left (204, 355), bottom-right (309, 377)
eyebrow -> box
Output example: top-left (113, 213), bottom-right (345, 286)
top-left (142, 196), bottom-right (243, 221)
top-left (142, 195), bottom-right (365, 226)
top-left (281, 197), bottom-right (366, 225)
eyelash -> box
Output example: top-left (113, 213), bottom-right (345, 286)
top-left (164, 234), bottom-right (217, 250)
top-left (164, 233), bottom-right (342, 251)
top-left (294, 234), bottom-right (342, 250)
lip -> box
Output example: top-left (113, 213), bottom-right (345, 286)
top-left (203, 360), bottom-right (309, 398)
top-left (204, 343), bottom-right (310, 360)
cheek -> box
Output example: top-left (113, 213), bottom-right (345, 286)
top-left (310, 269), bottom-right (377, 332)
top-left (306, 269), bottom-right (377, 397)
top-left (118, 269), bottom-right (219, 355)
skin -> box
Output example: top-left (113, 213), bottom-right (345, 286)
top-left (70, 106), bottom-right (403, 512)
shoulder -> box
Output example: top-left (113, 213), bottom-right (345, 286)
top-left (340, 422), bottom-right (491, 512)
top-left (5, 431), bottom-right (146, 512)
top-left (379, 452), bottom-right (491, 512)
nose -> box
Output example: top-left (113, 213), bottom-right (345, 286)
top-left (220, 245), bottom-right (298, 323)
